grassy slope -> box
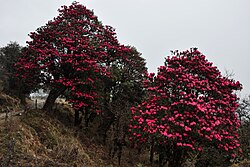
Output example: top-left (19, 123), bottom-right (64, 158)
top-left (0, 94), bottom-right (145, 167)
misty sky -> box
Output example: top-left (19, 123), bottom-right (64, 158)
top-left (0, 0), bottom-right (249, 96)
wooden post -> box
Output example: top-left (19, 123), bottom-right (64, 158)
top-left (35, 99), bottom-right (37, 109)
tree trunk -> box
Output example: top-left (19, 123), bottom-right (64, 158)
top-left (75, 110), bottom-right (80, 126)
top-left (17, 79), bottom-right (27, 105)
top-left (84, 107), bottom-right (91, 127)
top-left (43, 87), bottom-right (66, 112)
top-left (97, 102), bottom-right (115, 144)
top-left (159, 151), bottom-right (165, 167)
top-left (18, 92), bottom-right (26, 105)
top-left (74, 109), bottom-right (83, 127)
top-left (150, 141), bottom-right (154, 164)
top-left (168, 146), bottom-right (184, 167)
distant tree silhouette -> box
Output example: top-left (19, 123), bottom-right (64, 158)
top-left (0, 42), bottom-right (29, 103)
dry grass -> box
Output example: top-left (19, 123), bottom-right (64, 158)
top-left (231, 160), bottom-right (250, 167)
top-left (0, 107), bottom-right (106, 167)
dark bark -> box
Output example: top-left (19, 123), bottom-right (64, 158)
top-left (96, 86), bottom-right (116, 144)
top-left (165, 145), bottom-right (185, 167)
top-left (74, 110), bottom-right (79, 126)
top-left (111, 136), bottom-right (126, 165)
top-left (97, 101), bottom-right (115, 144)
top-left (150, 141), bottom-right (154, 164)
top-left (84, 107), bottom-right (90, 127)
top-left (43, 86), bottom-right (66, 112)
top-left (84, 107), bottom-right (97, 127)
top-left (18, 93), bottom-right (26, 105)
top-left (74, 109), bottom-right (83, 127)
top-left (158, 152), bottom-right (164, 167)
top-left (97, 110), bottom-right (115, 144)
top-left (168, 151), bottom-right (183, 167)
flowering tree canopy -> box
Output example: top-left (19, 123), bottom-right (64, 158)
top-left (129, 48), bottom-right (242, 166)
top-left (16, 2), bottom-right (130, 112)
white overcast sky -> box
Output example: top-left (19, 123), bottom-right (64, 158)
top-left (0, 0), bottom-right (249, 96)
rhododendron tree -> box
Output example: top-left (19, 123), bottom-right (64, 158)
top-left (15, 2), bottom-right (130, 115)
top-left (129, 48), bottom-right (242, 167)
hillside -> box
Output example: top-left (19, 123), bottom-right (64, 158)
top-left (0, 93), bottom-right (147, 167)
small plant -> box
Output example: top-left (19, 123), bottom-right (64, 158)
top-left (107, 165), bottom-right (113, 167)
top-left (137, 163), bottom-right (143, 167)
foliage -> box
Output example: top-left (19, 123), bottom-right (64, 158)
top-left (0, 42), bottom-right (21, 77)
top-left (98, 46), bottom-right (147, 135)
top-left (237, 96), bottom-right (250, 123)
top-left (96, 46), bottom-right (147, 165)
top-left (129, 48), bottom-right (242, 166)
top-left (237, 96), bottom-right (250, 160)
top-left (195, 146), bottom-right (232, 167)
